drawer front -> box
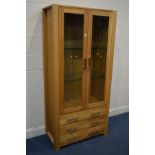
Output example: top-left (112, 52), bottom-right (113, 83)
top-left (60, 124), bottom-right (104, 146)
top-left (60, 117), bottom-right (105, 136)
top-left (60, 106), bottom-right (106, 125)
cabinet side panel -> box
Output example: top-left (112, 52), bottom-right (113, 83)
top-left (104, 12), bottom-right (117, 134)
top-left (48, 5), bottom-right (60, 148)
top-left (43, 5), bottom-right (60, 149)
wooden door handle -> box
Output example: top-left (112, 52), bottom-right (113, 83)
top-left (88, 58), bottom-right (91, 70)
top-left (83, 59), bottom-right (87, 70)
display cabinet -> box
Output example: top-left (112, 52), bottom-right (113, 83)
top-left (42, 4), bottom-right (116, 150)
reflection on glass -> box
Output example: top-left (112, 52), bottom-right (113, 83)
top-left (89, 16), bottom-right (109, 103)
top-left (64, 13), bottom-right (84, 108)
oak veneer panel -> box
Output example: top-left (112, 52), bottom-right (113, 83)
top-left (43, 5), bottom-right (60, 150)
top-left (43, 4), bottom-right (115, 12)
top-left (60, 116), bottom-right (105, 135)
top-left (60, 106), bottom-right (106, 125)
top-left (60, 125), bottom-right (104, 146)
top-left (103, 11), bottom-right (117, 134)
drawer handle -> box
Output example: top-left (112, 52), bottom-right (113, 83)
top-left (91, 112), bottom-right (101, 118)
top-left (67, 117), bottom-right (78, 123)
top-left (90, 121), bottom-right (100, 127)
top-left (67, 137), bottom-right (79, 143)
top-left (88, 131), bottom-right (100, 137)
top-left (67, 128), bottom-right (78, 133)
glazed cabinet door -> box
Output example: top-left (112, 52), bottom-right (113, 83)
top-left (85, 10), bottom-right (115, 108)
top-left (59, 7), bottom-right (88, 113)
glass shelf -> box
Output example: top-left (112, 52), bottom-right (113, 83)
top-left (64, 48), bottom-right (106, 50)
top-left (64, 74), bottom-right (105, 82)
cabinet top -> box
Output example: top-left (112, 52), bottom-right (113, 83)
top-left (42, 4), bottom-right (116, 12)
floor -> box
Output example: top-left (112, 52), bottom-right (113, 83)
top-left (26, 113), bottom-right (129, 155)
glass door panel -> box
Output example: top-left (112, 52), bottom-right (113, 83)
top-left (64, 13), bottom-right (84, 109)
top-left (89, 15), bottom-right (109, 104)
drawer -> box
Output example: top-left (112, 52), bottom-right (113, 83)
top-left (60, 116), bottom-right (105, 136)
top-left (60, 106), bottom-right (106, 125)
top-left (60, 124), bottom-right (104, 146)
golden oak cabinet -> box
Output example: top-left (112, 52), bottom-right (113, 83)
top-left (42, 4), bottom-right (117, 150)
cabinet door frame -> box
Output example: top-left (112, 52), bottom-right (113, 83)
top-left (85, 10), bottom-right (117, 109)
top-left (59, 6), bottom-right (88, 114)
